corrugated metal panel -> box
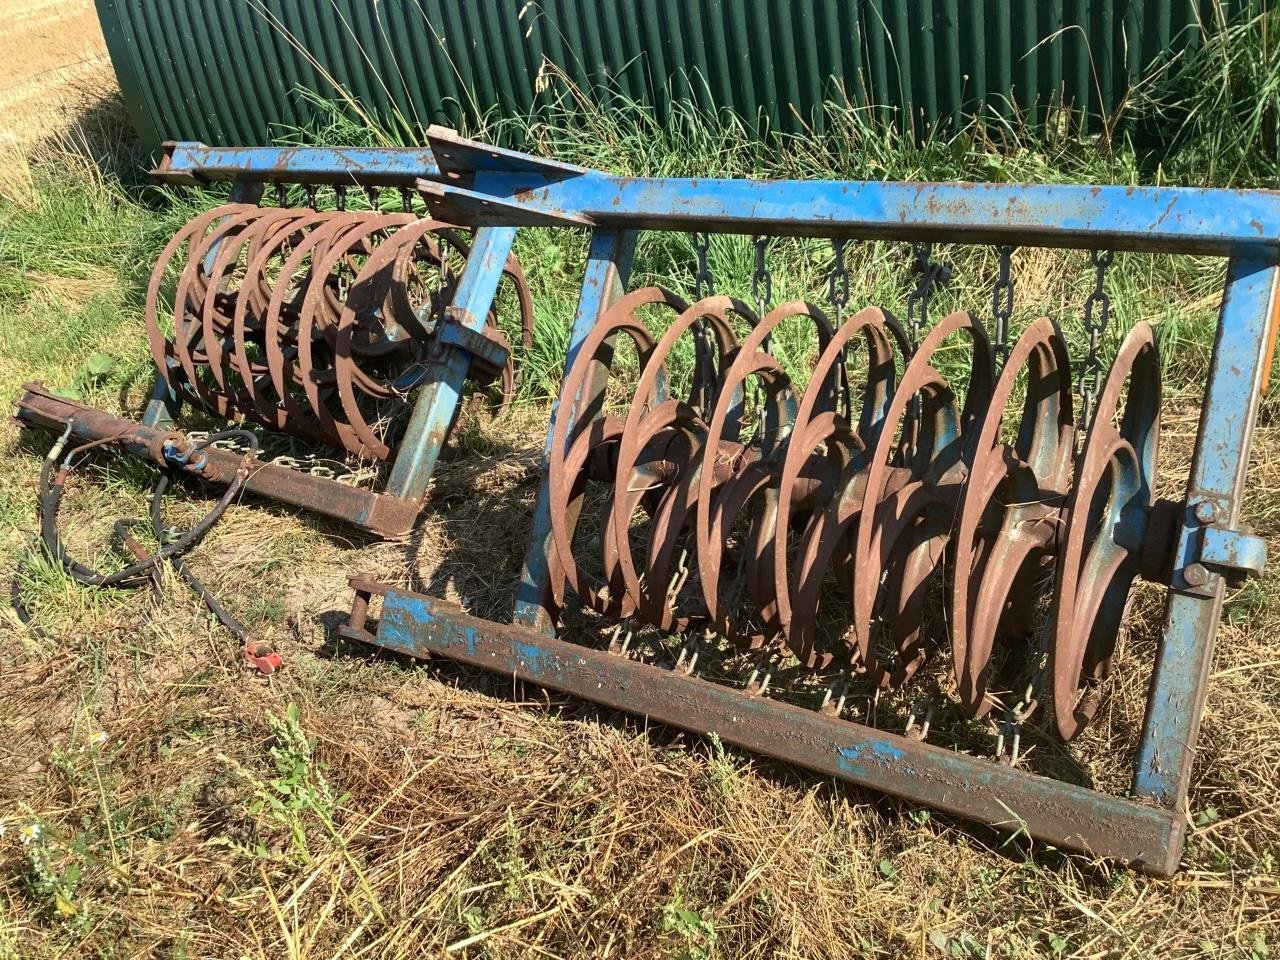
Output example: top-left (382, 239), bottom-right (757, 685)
top-left (97, 0), bottom-right (1262, 149)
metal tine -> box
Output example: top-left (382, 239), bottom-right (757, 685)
top-left (994, 706), bottom-right (1027, 766)
top-left (607, 622), bottom-right (645, 660)
top-left (904, 699), bottom-right (933, 741)
top-left (745, 652), bottom-right (773, 697)
top-left (675, 635), bottom-right (701, 676)
top-left (818, 678), bottom-right (850, 717)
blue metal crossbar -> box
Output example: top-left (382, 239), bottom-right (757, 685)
top-left (155, 127), bottom-right (1280, 258)
top-left (155, 142), bottom-right (444, 186)
top-left (140, 128), bottom-right (1280, 873)
top-left (459, 171), bottom-right (1280, 257)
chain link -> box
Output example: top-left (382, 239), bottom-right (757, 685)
top-left (904, 243), bottom-right (954, 352)
top-left (305, 183), bottom-right (319, 209)
top-left (752, 236), bottom-right (773, 317)
top-left (688, 231), bottom-right (718, 414)
top-left (334, 184), bottom-right (348, 212)
top-left (274, 182), bottom-right (288, 207)
top-left (752, 236), bottom-right (774, 355)
top-left (991, 245), bottom-right (1015, 367)
top-left (692, 232), bottom-right (716, 299)
top-left (1078, 249), bottom-right (1115, 429)
top-left (828, 239), bottom-right (852, 418)
top-left (827, 238), bottom-right (851, 321)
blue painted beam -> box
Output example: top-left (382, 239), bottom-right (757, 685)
top-left (365, 582), bottom-right (1185, 875)
top-left (384, 227), bottom-right (518, 502)
top-left (1134, 258), bottom-right (1280, 806)
top-left (424, 124), bottom-right (588, 180)
top-left (513, 229), bottom-right (638, 635)
top-left (153, 135), bottom-right (1280, 258)
top-left (152, 142), bottom-right (443, 186)
top-left (461, 170), bottom-right (1280, 257)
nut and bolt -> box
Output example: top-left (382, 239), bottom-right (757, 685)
top-left (1194, 499), bottom-right (1219, 524)
top-left (1183, 563), bottom-right (1211, 588)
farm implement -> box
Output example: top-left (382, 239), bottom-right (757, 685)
top-left (15, 127), bottom-right (1280, 875)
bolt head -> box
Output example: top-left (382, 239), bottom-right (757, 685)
top-left (1184, 563), bottom-right (1210, 587)
top-left (1195, 499), bottom-right (1219, 524)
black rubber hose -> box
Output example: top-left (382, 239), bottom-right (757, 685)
top-left (16, 428), bottom-right (259, 642)
top-left (39, 430), bottom-right (258, 590)
top-left (148, 460), bottom-right (252, 643)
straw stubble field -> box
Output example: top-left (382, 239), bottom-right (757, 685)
top-left (0, 0), bottom-right (112, 149)
top-left (2, 3), bottom-right (1280, 959)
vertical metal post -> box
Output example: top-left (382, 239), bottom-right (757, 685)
top-left (142, 375), bottom-right (181, 428)
top-left (1133, 258), bottom-right (1280, 810)
top-left (512, 228), bottom-right (638, 634)
top-left (385, 226), bottom-right (518, 502)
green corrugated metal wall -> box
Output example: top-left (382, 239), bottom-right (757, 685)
top-left (97, 0), bottom-right (1261, 148)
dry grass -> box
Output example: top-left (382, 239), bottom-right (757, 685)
top-left (3, 4), bottom-right (1280, 959)
top-left (3, 400), bottom-right (1280, 958)
top-left (0, 0), bottom-right (112, 149)
top-left (0, 0), bottom-right (117, 213)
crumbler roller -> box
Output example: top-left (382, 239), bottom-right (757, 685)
top-left (17, 128), bottom-right (1278, 874)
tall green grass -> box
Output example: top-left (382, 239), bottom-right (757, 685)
top-left (1128, 5), bottom-right (1280, 187)
top-left (4, 4), bottom-right (1276, 420)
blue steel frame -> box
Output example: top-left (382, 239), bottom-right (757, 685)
top-left (153, 129), bottom-right (1280, 871)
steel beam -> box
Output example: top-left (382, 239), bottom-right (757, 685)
top-left (1134, 259), bottom-right (1280, 807)
top-left (384, 227), bottom-right (518, 502)
top-left (347, 579), bottom-right (1186, 876)
top-left (15, 386), bottom-right (420, 537)
top-left (456, 171), bottom-right (1280, 256)
top-left (513, 229), bottom-right (638, 634)
top-left (153, 142), bottom-right (444, 187)
top-left (153, 131), bottom-right (1280, 258)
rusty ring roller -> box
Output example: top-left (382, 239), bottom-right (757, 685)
top-left (548, 285), bottom-right (1164, 742)
top-left (144, 204), bottom-right (535, 461)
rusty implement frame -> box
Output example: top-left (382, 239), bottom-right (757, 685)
top-left (331, 130), bottom-right (1279, 875)
top-left (18, 128), bottom-right (1280, 872)
top-left (14, 386), bottom-right (421, 536)
top-left (13, 138), bottom-right (543, 538)
top-left (343, 579), bottom-right (1183, 872)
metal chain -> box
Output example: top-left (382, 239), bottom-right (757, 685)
top-left (752, 235), bottom-right (774, 352)
top-left (363, 185), bottom-right (380, 210)
top-left (991, 245), bottom-right (1015, 367)
top-left (305, 183), bottom-right (319, 210)
top-left (997, 620), bottom-right (1052, 765)
top-left (746, 236), bottom-right (776, 439)
top-left (688, 231), bottom-right (718, 414)
top-left (692, 232), bottom-right (716, 298)
top-left (334, 184), bottom-right (348, 212)
top-left (828, 239), bottom-right (852, 418)
top-left (827, 238), bottom-right (851, 322)
top-left (1078, 249), bottom-right (1115, 429)
top-left (904, 243), bottom-right (933, 350)
top-left (752, 236), bottom-right (773, 317)
top-left (274, 182), bottom-right (288, 207)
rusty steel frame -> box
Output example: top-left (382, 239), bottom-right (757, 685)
top-left (15, 386), bottom-right (420, 536)
top-left (19, 129), bottom-right (1279, 870)
top-left (344, 578), bottom-right (1185, 873)
top-left (345, 247), bottom-right (1273, 868)
top-left (363, 130), bottom-right (1280, 874)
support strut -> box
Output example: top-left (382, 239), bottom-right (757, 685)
top-left (343, 577), bottom-right (1186, 876)
top-left (15, 385), bottom-right (421, 537)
